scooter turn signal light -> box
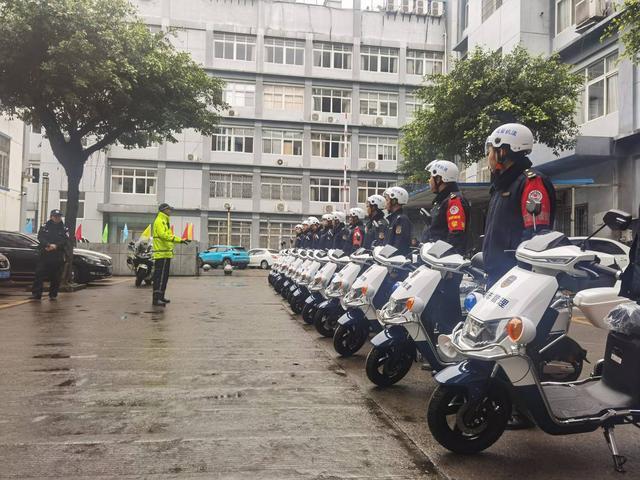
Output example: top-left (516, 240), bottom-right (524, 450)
top-left (361, 285), bottom-right (368, 296)
top-left (506, 317), bottom-right (524, 342)
top-left (406, 297), bottom-right (415, 311)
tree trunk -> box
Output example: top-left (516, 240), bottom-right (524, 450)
top-left (60, 157), bottom-right (86, 285)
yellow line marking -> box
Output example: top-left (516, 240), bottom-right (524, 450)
top-left (0, 299), bottom-right (34, 310)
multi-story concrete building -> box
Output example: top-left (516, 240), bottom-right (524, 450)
top-left (446, 0), bottom-right (639, 239)
top-left (23, 0), bottom-right (446, 248)
top-left (0, 116), bottom-right (25, 231)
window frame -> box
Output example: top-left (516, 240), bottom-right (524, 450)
top-left (208, 218), bottom-right (252, 248)
top-left (0, 136), bottom-right (9, 190)
top-left (360, 46), bottom-right (399, 73)
top-left (313, 42), bottom-right (353, 70)
top-left (312, 87), bottom-right (352, 114)
top-left (358, 135), bottom-right (398, 161)
top-left (263, 84), bottom-right (305, 111)
top-left (576, 52), bottom-right (619, 124)
top-left (264, 37), bottom-right (305, 66)
top-left (222, 82), bottom-right (256, 108)
top-left (406, 49), bottom-right (444, 76)
top-left (59, 191), bottom-right (86, 219)
top-left (110, 167), bottom-right (157, 195)
top-left (260, 174), bottom-right (303, 201)
top-left (212, 126), bottom-right (255, 153)
top-left (311, 132), bottom-right (351, 159)
top-left (309, 177), bottom-right (349, 203)
top-left (357, 179), bottom-right (394, 203)
top-left (359, 91), bottom-right (399, 118)
top-left (262, 129), bottom-right (304, 156)
top-left (209, 171), bottom-right (253, 199)
top-left (213, 32), bottom-right (256, 61)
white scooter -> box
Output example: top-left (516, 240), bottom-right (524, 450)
top-left (428, 208), bottom-right (638, 473)
top-left (302, 249), bottom-right (343, 325)
top-left (289, 250), bottom-right (323, 314)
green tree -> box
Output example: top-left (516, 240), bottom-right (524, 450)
top-left (400, 47), bottom-right (582, 182)
top-left (605, 0), bottom-right (640, 63)
top-left (0, 0), bottom-right (225, 245)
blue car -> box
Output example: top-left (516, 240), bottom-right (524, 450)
top-left (198, 245), bottom-right (250, 269)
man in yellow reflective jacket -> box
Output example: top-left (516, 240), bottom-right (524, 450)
top-left (152, 203), bottom-right (188, 306)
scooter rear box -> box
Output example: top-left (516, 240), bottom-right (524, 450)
top-left (602, 331), bottom-right (640, 401)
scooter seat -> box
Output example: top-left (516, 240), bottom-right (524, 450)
top-left (542, 380), bottom-right (635, 420)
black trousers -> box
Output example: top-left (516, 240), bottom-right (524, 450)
top-left (423, 273), bottom-right (463, 343)
top-left (152, 258), bottom-right (171, 298)
top-left (32, 257), bottom-right (64, 298)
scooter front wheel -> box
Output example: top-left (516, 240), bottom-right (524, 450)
top-left (333, 323), bottom-right (368, 357)
top-left (427, 384), bottom-right (510, 455)
top-left (365, 345), bottom-right (414, 387)
top-left (302, 302), bottom-right (317, 324)
top-left (314, 308), bottom-right (337, 337)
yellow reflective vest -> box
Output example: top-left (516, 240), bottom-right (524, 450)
top-left (152, 211), bottom-right (182, 259)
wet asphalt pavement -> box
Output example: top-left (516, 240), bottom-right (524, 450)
top-left (0, 273), bottom-right (437, 479)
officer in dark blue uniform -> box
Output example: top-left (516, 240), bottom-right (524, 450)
top-left (299, 220), bottom-right (311, 248)
top-left (363, 195), bottom-right (388, 249)
top-left (293, 224), bottom-right (304, 248)
top-left (483, 123), bottom-right (556, 287)
top-left (31, 209), bottom-right (69, 300)
top-left (332, 212), bottom-right (348, 251)
top-left (318, 214), bottom-right (334, 249)
top-left (307, 216), bottom-right (320, 248)
top-left (384, 186), bottom-right (412, 256)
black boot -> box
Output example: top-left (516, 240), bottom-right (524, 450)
top-left (152, 292), bottom-right (166, 307)
top-left (161, 297), bottom-right (170, 304)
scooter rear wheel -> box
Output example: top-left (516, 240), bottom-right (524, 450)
top-left (333, 323), bottom-right (368, 357)
top-left (365, 345), bottom-right (414, 387)
top-left (427, 383), bottom-right (510, 455)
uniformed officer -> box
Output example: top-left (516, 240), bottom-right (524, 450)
top-left (421, 160), bottom-right (471, 336)
top-left (421, 160), bottom-right (470, 254)
top-left (293, 224), bottom-right (304, 248)
top-left (30, 209), bottom-right (69, 300)
top-left (348, 207), bottom-right (366, 251)
top-left (384, 186), bottom-right (412, 256)
top-left (300, 220), bottom-right (311, 248)
top-left (307, 216), bottom-right (321, 248)
top-left (483, 123), bottom-right (556, 287)
top-left (332, 212), bottom-right (348, 250)
top-left (363, 195), bottom-right (388, 249)
top-left (318, 214), bottom-right (334, 249)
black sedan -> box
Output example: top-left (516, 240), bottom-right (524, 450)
top-left (0, 230), bottom-right (113, 284)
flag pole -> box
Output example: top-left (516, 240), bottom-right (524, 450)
top-left (343, 112), bottom-right (348, 212)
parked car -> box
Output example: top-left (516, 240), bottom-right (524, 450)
top-left (0, 253), bottom-right (10, 282)
top-left (568, 236), bottom-right (630, 270)
top-left (198, 245), bottom-right (250, 269)
top-left (248, 248), bottom-right (279, 269)
top-left (0, 230), bottom-right (113, 284)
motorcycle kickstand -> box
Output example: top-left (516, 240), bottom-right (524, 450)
top-left (603, 425), bottom-right (627, 473)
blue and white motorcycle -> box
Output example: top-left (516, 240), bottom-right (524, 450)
top-left (289, 250), bottom-right (323, 314)
top-left (301, 249), bottom-right (343, 325)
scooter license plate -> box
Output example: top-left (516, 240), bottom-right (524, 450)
top-left (0, 270), bottom-right (9, 279)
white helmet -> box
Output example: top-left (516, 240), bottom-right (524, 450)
top-left (294, 224), bottom-right (303, 231)
top-left (366, 194), bottom-right (385, 211)
top-left (426, 160), bottom-right (459, 183)
top-left (307, 216), bottom-right (320, 225)
top-left (383, 186), bottom-right (409, 205)
top-left (321, 213), bottom-right (334, 222)
top-left (348, 207), bottom-right (366, 221)
top-left (302, 220), bottom-right (310, 226)
top-left (485, 123), bottom-right (534, 155)
top-left (334, 211), bottom-right (346, 223)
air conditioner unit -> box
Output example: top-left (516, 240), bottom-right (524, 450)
top-left (414, 0), bottom-right (426, 15)
top-left (311, 113), bottom-right (320, 121)
top-left (367, 161), bottom-right (378, 171)
top-left (375, 117), bottom-right (384, 126)
top-left (575, 0), bottom-right (607, 31)
top-left (187, 153), bottom-right (195, 161)
top-left (327, 116), bottom-right (335, 123)
top-left (429, 1), bottom-right (444, 17)
top-left (324, 204), bottom-right (334, 213)
top-left (400, 0), bottom-right (411, 13)
top-left (276, 158), bottom-right (287, 166)
top-left (276, 202), bottom-right (287, 213)
top-left (228, 109), bottom-right (236, 117)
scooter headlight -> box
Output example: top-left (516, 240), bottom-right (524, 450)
top-left (438, 334), bottom-right (459, 359)
top-left (343, 284), bottom-right (369, 307)
top-left (461, 316), bottom-right (510, 346)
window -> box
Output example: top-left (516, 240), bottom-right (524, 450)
top-left (0, 232), bottom-right (37, 248)
top-left (59, 191), bottom-right (85, 219)
top-left (406, 50), bottom-right (444, 76)
top-left (312, 88), bottom-right (352, 114)
top-left (208, 219), bottom-right (251, 247)
top-left (358, 136), bottom-right (398, 161)
top-left (357, 179), bottom-right (394, 203)
top-left (223, 82), bottom-right (255, 108)
top-left (310, 177), bottom-right (349, 203)
top-left (0, 136), bottom-right (9, 189)
top-left (212, 127), bottom-right (254, 153)
top-left (311, 133), bottom-right (350, 158)
top-left (111, 168), bottom-right (157, 194)
top-left (264, 38), bottom-right (305, 65)
top-left (359, 91), bottom-right (398, 117)
top-left (313, 42), bottom-right (352, 69)
top-left (588, 239), bottom-right (626, 256)
top-left (214, 32), bottom-right (256, 61)
top-left (361, 46), bottom-right (399, 73)
top-left (31, 120), bottom-right (42, 133)
top-left (260, 175), bottom-right (302, 201)
top-left (461, 0), bottom-right (469, 30)
top-left (481, 0), bottom-right (502, 22)
top-left (263, 84), bottom-right (304, 111)
top-left (262, 130), bottom-right (303, 156)
top-left (209, 172), bottom-right (253, 198)
top-left (28, 166), bottom-right (40, 184)
top-left (556, 0), bottom-right (578, 34)
top-left (406, 93), bottom-right (425, 119)
top-left (577, 52), bottom-right (618, 123)
top-left (260, 221), bottom-right (297, 249)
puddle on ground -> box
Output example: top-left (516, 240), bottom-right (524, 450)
top-left (33, 353), bottom-right (70, 359)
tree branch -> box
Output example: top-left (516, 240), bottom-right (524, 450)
top-left (83, 126), bottom-right (128, 157)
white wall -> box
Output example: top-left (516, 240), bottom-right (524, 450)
top-left (0, 116), bottom-right (25, 231)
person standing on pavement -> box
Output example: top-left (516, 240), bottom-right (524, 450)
top-left (420, 160), bottom-right (471, 336)
top-left (383, 186), bottom-right (412, 256)
top-left (152, 203), bottom-right (189, 307)
top-left (31, 209), bottom-right (69, 300)
top-left (483, 123), bottom-right (556, 287)
top-left (363, 195), bottom-right (388, 250)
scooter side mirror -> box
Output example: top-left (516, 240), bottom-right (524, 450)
top-left (526, 198), bottom-right (542, 216)
top-left (603, 209), bottom-right (632, 231)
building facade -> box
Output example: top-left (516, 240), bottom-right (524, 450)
top-left (0, 116), bottom-right (25, 231)
top-left (24, 0), bottom-right (446, 248)
top-left (447, 0), bottom-right (639, 240)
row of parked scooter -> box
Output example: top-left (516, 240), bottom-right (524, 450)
top-left (268, 207), bottom-right (640, 473)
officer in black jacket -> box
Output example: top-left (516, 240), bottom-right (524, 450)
top-left (299, 220), bottom-right (311, 248)
top-left (318, 214), bottom-right (334, 249)
top-left (293, 224), bottom-right (304, 248)
top-left (363, 194), bottom-right (388, 249)
top-left (421, 160), bottom-right (471, 336)
top-left (384, 186), bottom-right (412, 256)
top-left (31, 209), bottom-right (69, 300)
top-left (307, 216), bottom-right (320, 248)
top-left (332, 212), bottom-right (348, 250)
top-left (483, 123), bottom-right (556, 287)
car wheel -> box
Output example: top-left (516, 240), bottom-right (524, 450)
top-left (71, 265), bottom-right (87, 284)
top-left (260, 260), bottom-right (269, 270)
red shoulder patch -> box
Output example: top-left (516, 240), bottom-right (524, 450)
top-left (522, 176), bottom-right (551, 228)
top-left (447, 197), bottom-right (466, 232)
top-left (352, 227), bottom-right (363, 247)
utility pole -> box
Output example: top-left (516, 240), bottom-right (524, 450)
top-left (40, 172), bottom-right (49, 227)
